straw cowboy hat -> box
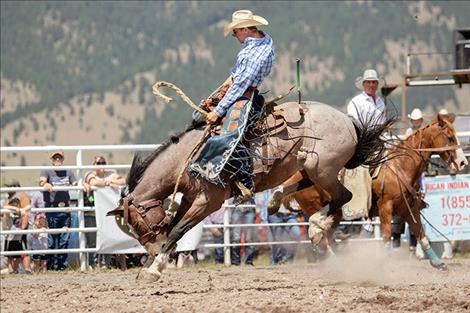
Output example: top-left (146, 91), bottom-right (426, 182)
top-left (355, 69), bottom-right (385, 90)
top-left (224, 9), bottom-right (269, 37)
top-left (408, 108), bottom-right (423, 120)
top-left (438, 109), bottom-right (449, 116)
top-left (438, 108), bottom-right (455, 122)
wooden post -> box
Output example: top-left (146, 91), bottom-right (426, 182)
top-left (401, 75), bottom-right (407, 132)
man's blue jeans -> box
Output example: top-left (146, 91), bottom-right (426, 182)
top-left (231, 208), bottom-right (256, 265)
top-left (46, 212), bottom-right (71, 270)
top-left (268, 212), bottom-right (301, 264)
top-left (213, 228), bottom-right (224, 264)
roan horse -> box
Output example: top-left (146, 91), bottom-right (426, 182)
top-left (272, 113), bottom-right (468, 269)
top-left (108, 101), bottom-right (393, 281)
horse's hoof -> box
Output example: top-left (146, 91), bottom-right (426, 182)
top-left (308, 226), bottom-right (324, 246)
top-left (430, 261), bottom-right (448, 271)
top-left (267, 188), bottom-right (283, 215)
top-left (136, 268), bottom-right (162, 282)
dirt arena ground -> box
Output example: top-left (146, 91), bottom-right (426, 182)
top-left (2, 246), bottom-right (470, 313)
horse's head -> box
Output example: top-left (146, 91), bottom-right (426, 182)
top-left (428, 113), bottom-right (467, 173)
top-left (107, 190), bottom-right (169, 256)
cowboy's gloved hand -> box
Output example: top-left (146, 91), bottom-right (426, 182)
top-left (206, 111), bottom-right (219, 124)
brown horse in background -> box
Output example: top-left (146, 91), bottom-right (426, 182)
top-left (274, 113), bottom-right (467, 269)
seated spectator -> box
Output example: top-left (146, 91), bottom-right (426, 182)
top-left (230, 197), bottom-right (256, 266)
top-left (268, 200), bottom-right (301, 265)
top-left (31, 213), bottom-right (48, 273)
top-left (2, 180), bottom-right (32, 274)
top-left (204, 207), bottom-right (225, 264)
top-left (83, 155), bottom-right (126, 270)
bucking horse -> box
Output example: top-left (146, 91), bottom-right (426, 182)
top-left (107, 82), bottom-right (394, 281)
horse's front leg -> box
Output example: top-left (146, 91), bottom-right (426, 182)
top-left (139, 194), bottom-right (224, 282)
top-left (378, 199), bottom-right (393, 246)
top-left (267, 171), bottom-right (307, 214)
top-left (405, 208), bottom-right (447, 271)
top-left (136, 196), bottom-right (192, 281)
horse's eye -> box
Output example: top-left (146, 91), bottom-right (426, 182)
top-left (448, 136), bottom-right (454, 142)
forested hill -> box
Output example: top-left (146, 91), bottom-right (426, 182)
top-left (1, 1), bottom-right (469, 150)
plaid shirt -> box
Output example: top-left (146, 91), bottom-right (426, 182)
top-left (214, 32), bottom-right (275, 117)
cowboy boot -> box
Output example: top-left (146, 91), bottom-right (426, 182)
top-left (267, 186), bottom-right (284, 215)
top-left (234, 179), bottom-right (253, 204)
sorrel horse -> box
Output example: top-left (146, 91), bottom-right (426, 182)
top-left (108, 101), bottom-right (393, 281)
top-left (272, 113), bottom-right (467, 269)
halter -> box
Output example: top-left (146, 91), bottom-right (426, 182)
top-left (404, 121), bottom-right (459, 169)
top-left (120, 194), bottom-right (170, 246)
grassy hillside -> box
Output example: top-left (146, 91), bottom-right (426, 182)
top-left (1, 1), bottom-right (469, 154)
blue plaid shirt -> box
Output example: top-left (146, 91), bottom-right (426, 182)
top-left (214, 32), bottom-right (275, 117)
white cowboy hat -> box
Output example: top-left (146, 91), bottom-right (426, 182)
top-left (223, 9), bottom-right (269, 37)
top-left (355, 69), bottom-right (385, 90)
top-left (408, 108), bottom-right (423, 120)
top-left (438, 108), bottom-right (449, 116)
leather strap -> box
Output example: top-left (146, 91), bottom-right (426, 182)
top-left (136, 199), bottom-right (163, 216)
top-left (412, 145), bottom-right (461, 152)
top-left (122, 194), bottom-right (134, 226)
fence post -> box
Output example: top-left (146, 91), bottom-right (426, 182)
top-left (223, 201), bottom-right (231, 266)
top-left (76, 149), bottom-right (87, 271)
top-left (373, 216), bottom-right (381, 240)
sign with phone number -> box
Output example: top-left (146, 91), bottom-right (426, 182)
top-left (421, 174), bottom-right (470, 242)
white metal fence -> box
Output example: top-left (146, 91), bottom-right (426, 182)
top-left (0, 145), bottom-right (158, 271)
top-left (1, 142), bottom-right (469, 271)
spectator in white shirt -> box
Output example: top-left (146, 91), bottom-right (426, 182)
top-left (347, 69), bottom-right (386, 126)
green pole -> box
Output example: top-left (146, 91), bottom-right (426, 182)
top-left (296, 58), bottom-right (301, 103)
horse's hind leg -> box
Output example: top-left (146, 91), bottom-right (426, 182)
top-left (308, 179), bottom-right (352, 245)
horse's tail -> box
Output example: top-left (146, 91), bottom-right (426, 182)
top-left (344, 114), bottom-right (396, 169)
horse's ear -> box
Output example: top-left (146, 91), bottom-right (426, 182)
top-left (107, 206), bottom-right (124, 217)
top-left (437, 113), bottom-right (446, 127)
top-left (447, 113), bottom-right (455, 124)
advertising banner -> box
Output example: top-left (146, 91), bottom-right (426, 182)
top-left (421, 174), bottom-right (470, 242)
top-left (94, 188), bottom-right (146, 254)
top-left (94, 189), bottom-right (203, 253)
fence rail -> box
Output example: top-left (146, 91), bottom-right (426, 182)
top-left (1, 143), bottom-right (469, 270)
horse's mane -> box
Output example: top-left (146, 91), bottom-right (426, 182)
top-left (126, 120), bottom-right (206, 193)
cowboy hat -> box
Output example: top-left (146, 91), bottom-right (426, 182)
top-left (438, 109), bottom-right (449, 116)
top-left (355, 69), bottom-right (385, 90)
top-left (408, 108), bottom-right (423, 120)
top-left (224, 10), bottom-right (269, 37)
top-left (50, 151), bottom-right (64, 159)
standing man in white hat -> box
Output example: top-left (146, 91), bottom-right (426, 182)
top-left (347, 69), bottom-right (386, 125)
top-left (406, 108), bottom-right (424, 135)
top-left (189, 9), bottom-right (275, 203)
top-left (339, 69), bottom-right (387, 237)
